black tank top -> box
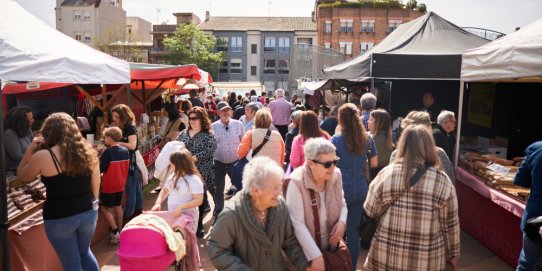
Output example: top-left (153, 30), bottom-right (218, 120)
top-left (41, 149), bottom-right (93, 220)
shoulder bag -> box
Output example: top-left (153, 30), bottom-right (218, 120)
top-left (231, 129), bottom-right (272, 190)
top-left (358, 166), bottom-right (428, 247)
top-left (308, 189), bottom-right (352, 271)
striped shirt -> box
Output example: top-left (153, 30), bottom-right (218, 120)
top-left (211, 119), bottom-right (244, 164)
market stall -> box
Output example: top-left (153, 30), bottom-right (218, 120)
top-left (454, 17), bottom-right (542, 267)
top-left (0, 0), bottom-right (131, 269)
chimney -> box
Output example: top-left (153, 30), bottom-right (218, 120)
top-left (205, 11), bottom-right (210, 21)
top-left (311, 11), bottom-right (316, 22)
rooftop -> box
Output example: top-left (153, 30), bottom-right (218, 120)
top-left (198, 17), bottom-right (316, 32)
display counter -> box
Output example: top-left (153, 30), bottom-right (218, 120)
top-left (456, 167), bottom-right (524, 267)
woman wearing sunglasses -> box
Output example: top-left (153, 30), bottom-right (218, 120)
top-left (285, 137), bottom-right (348, 271)
top-left (329, 103), bottom-right (378, 268)
top-left (176, 106), bottom-right (217, 238)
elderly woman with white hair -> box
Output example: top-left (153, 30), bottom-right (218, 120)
top-left (207, 156), bottom-right (310, 271)
top-left (286, 137), bottom-right (348, 271)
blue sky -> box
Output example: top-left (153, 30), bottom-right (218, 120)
top-left (14, 0), bottom-right (542, 34)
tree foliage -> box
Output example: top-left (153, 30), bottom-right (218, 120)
top-left (163, 22), bottom-right (223, 79)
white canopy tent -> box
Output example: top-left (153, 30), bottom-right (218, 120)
top-left (454, 17), bottom-right (542, 165)
top-left (0, 0), bottom-right (130, 84)
top-left (0, 1), bottom-right (130, 269)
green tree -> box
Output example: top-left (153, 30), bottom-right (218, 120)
top-left (405, 0), bottom-right (417, 9)
top-left (163, 22), bottom-right (223, 79)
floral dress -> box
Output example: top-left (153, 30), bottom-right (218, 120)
top-left (176, 129), bottom-right (217, 194)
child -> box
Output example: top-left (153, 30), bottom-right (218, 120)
top-left (151, 149), bottom-right (204, 232)
top-left (100, 127), bottom-right (130, 245)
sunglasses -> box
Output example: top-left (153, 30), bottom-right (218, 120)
top-left (311, 158), bottom-right (340, 169)
top-left (188, 116), bottom-right (199, 121)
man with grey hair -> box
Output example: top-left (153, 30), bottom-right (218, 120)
top-left (208, 156), bottom-right (310, 271)
top-left (268, 89), bottom-right (292, 140)
top-left (360, 92), bottom-right (377, 130)
top-left (432, 110), bottom-right (456, 161)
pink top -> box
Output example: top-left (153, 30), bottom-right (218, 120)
top-left (289, 133), bottom-right (331, 169)
top-left (268, 97), bottom-right (292, 126)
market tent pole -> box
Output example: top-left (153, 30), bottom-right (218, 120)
top-left (454, 80), bottom-right (465, 167)
top-left (0, 80), bottom-right (10, 271)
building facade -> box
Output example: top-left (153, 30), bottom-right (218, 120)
top-left (316, 2), bottom-right (424, 60)
top-left (149, 13), bottom-right (201, 64)
top-left (126, 16), bottom-right (152, 43)
top-left (198, 14), bottom-right (317, 92)
top-left (55, 0), bottom-right (126, 48)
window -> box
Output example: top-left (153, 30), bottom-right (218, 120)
top-left (324, 42), bottom-right (331, 49)
top-left (278, 37), bottom-right (290, 53)
top-left (388, 19), bottom-right (402, 32)
top-left (230, 59), bottom-right (242, 74)
top-left (251, 44), bottom-right (257, 54)
top-left (278, 59), bottom-right (289, 74)
top-left (220, 60), bottom-right (228, 73)
top-left (251, 65), bottom-right (257, 76)
top-left (340, 19), bottom-right (353, 33)
top-left (216, 37), bottom-right (228, 51)
top-left (264, 59), bottom-right (276, 74)
top-left (361, 20), bottom-right (375, 32)
top-left (339, 42), bottom-right (352, 55)
top-left (264, 37), bottom-right (276, 52)
top-left (231, 36), bottom-right (242, 52)
top-left (324, 21), bottom-right (332, 34)
top-left (360, 41), bottom-right (374, 54)
top-left (73, 11), bottom-right (81, 21)
top-left (84, 32), bottom-right (91, 42)
top-left (74, 32), bottom-right (82, 41)
top-left (83, 10), bottom-right (91, 20)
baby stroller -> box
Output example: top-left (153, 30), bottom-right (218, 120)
top-left (117, 213), bottom-right (184, 271)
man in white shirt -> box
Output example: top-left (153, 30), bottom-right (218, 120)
top-left (211, 102), bottom-right (244, 218)
top-left (239, 102), bottom-right (259, 132)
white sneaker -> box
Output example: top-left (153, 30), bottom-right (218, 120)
top-left (109, 231), bottom-right (120, 245)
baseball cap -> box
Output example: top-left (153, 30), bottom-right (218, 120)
top-left (217, 101), bottom-right (232, 111)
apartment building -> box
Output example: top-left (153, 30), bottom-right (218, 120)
top-left (55, 0), bottom-right (126, 48)
top-left (315, 1), bottom-right (424, 60)
top-left (198, 13), bottom-right (317, 92)
top-left (126, 16), bottom-right (152, 43)
top-left (148, 13), bottom-right (201, 64)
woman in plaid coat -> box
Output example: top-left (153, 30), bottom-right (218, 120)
top-left (364, 124), bottom-right (460, 271)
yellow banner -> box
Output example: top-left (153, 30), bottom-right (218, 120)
top-left (467, 84), bottom-right (495, 128)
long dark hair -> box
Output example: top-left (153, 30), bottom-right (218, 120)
top-left (169, 150), bottom-right (202, 191)
top-left (299, 111), bottom-right (328, 139)
top-left (370, 109), bottom-right (394, 150)
top-left (6, 106), bottom-right (32, 137)
top-left (338, 103), bottom-right (368, 155)
top-left (164, 102), bottom-right (180, 121)
top-left (187, 107), bottom-right (211, 132)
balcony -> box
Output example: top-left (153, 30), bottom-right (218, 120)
top-left (151, 25), bottom-right (177, 34)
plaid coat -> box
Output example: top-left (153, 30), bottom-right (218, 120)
top-left (364, 163), bottom-right (460, 271)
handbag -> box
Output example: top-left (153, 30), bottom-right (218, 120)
top-left (231, 129), bottom-right (272, 190)
top-left (308, 189), bottom-right (353, 271)
top-left (525, 216), bottom-right (542, 246)
top-left (357, 166), bottom-right (428, 247)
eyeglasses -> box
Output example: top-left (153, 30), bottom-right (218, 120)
top-left (188, 116), bottom-right (198, 121)
top-left (311, 158), bottom-right (340, 169)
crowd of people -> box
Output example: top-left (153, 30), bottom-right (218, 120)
top-left (15, 86), bottom-right (542, 271)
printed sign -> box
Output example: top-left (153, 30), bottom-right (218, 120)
top-left (467, 83), bottom-right (495, 128)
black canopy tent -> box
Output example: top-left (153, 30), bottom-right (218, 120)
top-left (319, 11), bottom-right (490, 121)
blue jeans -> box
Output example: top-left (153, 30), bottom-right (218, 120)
top-left (517, 233), bottom-right (542, 270)
top-left (124, 169), bottom-right (142, 218)
top-left (341, 171), bottom-right (368, 269)
top-left (44, 209), bottom-right (99, 271)
top-left (213, 160), bottom-right (235, 215)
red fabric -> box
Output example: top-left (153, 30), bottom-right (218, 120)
top-left (456, 167), bottom-right (523, 268)
top-left (142, 145), bottom-right (160, 167)
top-left (102, 160), bottom-right (129, 193)
top-left (130, 65), bottom-right (200, 81)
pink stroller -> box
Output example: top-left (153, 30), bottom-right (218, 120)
top-left (117, 214), bottom-right (183, 271)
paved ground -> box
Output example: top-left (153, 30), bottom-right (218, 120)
top-left (94, 187), bottom-right (514, 271)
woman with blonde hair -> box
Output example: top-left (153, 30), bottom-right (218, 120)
top-left (111, 104), bottom-right (142, 222)
top-left (368, 109), bottom-right (394, 178)
top-left (151, 149), bottom-right (204, 232)
top-left (17, 112), bottom-right (100, 271)
top-left (364, 124), bottom-right (459, 270)
top-left (331, 103), bottom-right (378, 268)
top-left (290, 111), bottom-right (331, 169)
top-left (238, 109), bottom-right (285, 165)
